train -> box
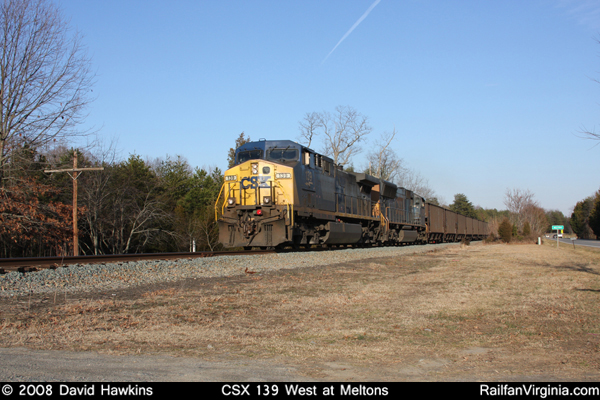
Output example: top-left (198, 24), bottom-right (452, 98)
top-left (215, 139), bottom-right (488, 249)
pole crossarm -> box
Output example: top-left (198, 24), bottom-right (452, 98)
top-left (44, 167), bottom-right (104, 180)
top-left (44, 168), bottom-right (105, 173)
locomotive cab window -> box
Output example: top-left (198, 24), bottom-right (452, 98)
top-left (302, 151), bottom-right (315, 168)
top-left (302, 150), bottom-right (310, 166)
top-left (237, 150), bottom-right (263, 164)
top-left (267, 148), bottom-right (299, 162)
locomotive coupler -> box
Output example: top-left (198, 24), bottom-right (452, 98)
top-left (242, 220), bottom-right (257, 238)
top-left (239, 212), bottom-right (257, 239)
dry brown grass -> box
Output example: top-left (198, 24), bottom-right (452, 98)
top-left (1, 241), bottom-right (599, 380)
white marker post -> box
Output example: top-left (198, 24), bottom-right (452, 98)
top-left (552, 225), bottom-right (564, 249)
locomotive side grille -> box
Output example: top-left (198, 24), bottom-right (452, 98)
top-left (265, 224), bottom-right (273, 246)
top-left (228, 225), bottom-right (235, 246)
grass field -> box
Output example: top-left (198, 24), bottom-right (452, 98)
top-left (1, 241), bottom-right (599, 381)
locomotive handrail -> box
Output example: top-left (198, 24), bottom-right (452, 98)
top-left (336, 193), bottom-right (373, 217)
top-left (215, 177), bottom-right (294, 226)
top-left (215, 182), bottom-right (227, 221)
top-left (273, 180), bottom-right (293, 227)
top-left (333, 193), bottom-right (415, 226)
top-left (215, 181), bottom-right (240, 221)
top-left (381, 208), bottom-right (390, 232)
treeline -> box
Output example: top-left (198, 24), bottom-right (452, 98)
top-left (1, 138), bottom-right (585, 258)
top-left (455, 189), bottom-right (570, 243)
top-left (0, 144), bottom-right (223, 258)
top-left (0, 0), bottom-right (228, 258)
top-left (570, 190), bottom-right (600, 239)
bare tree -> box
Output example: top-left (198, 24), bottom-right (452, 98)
top-left (298, 105), bottom-right (372, 166)
top-left (577, 38), bottom-right (600, 143)
top-left (362, 127), bottom-right (438, 200)
top-left (580, 128), bottom-right (600, 142)
top-left (504, 188), bottom-right (535, 229)
top-left (0, 0), bottom-right (94, 181)
top-left (398, 168), bottom-right (437, 201)
top-left (195, 206), bottom-right (221, 251)
top-left (504, 189), bottom-right (534, 218)
top-left (77, 141), bottom-right (119, 255)
top-left (521, 202), bottom-right (548, 236)
top-left (504, 188), bottom-right (547, 234)
top-left (297, 112), bottom-right (322, 149)
top-left (365, 128), bottom-right (405, 182)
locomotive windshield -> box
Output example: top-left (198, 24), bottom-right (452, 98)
top-left (267, 148), bottom-right (299, 162)
top-left (237, 150), bottom-right (263, 164)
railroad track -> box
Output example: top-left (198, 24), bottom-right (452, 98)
top-left (0, 243), bottom-right (401, 274)
top-left (0, 250), bottom-right (276, 274)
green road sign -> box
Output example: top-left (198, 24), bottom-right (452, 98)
top-left (552, 225), bottom-right (564, 230)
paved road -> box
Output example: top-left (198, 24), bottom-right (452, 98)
top-left (545, 237), bottom-right (600, 249)
top-left (0, 347), bottom-right (304, 382)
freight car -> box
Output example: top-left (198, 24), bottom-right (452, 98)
top-left (216, 139), bottom-right (488, 249)
top-left (425, 203), bottom-right (489, 243)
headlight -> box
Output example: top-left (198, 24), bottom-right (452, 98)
top-left (275, 172), bottom-right (291, 179)
top-left (227, 197), bottom-right (236, 206)
top-left (225, 175), bottom-right (237, 181)
top-left (252, 163), bottom-right (259, 175)
top-left (263, 196), bottom-right (271, 205)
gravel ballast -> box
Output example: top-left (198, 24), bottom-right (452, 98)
top-left (0, 244), bottom-right (460, 298)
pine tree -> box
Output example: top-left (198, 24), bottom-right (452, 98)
top-left (227, 132), bottom-right (251, 169)
top-left (571, 196), bottom-right (595, 239)
top-left (449, 193), bottom-right (478, 219)
top-left (589, 190), bottom-right (600, 239)
top-left (498, 218), bottom-right (512, 243)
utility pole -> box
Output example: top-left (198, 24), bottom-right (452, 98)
top-left (44, 151), bottom-right (104, 256)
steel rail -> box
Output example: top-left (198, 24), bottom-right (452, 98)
top-left (0, 243), bottom-right (411, 274)
top-left (0, 250), bottom-right (276, 273)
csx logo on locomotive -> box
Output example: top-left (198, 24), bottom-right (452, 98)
top-left (240, 176), bottom-right (270, 189)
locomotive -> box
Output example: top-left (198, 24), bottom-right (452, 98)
top-left (216, 139), bottom-right (488, 249)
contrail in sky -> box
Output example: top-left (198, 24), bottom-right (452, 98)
top-left (321, 0), bottom-right (381, 65)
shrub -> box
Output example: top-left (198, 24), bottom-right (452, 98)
top-left (498, 218), bottom-right (512, 243)
top-left (484, 232), bottom-right (497, 243)
top-left (523, 221), bottom-right (531, 237)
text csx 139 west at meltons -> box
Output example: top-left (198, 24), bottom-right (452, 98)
top-left (220, 384), bottom-right (389, 397)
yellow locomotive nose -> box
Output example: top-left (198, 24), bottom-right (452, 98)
top-left (220, 160), bottom-right (293, 207)
top-left (216, 160), bottom-right (295, 249)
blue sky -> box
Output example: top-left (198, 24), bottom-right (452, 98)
top-left (58, 0), bottom-right (599, 215)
